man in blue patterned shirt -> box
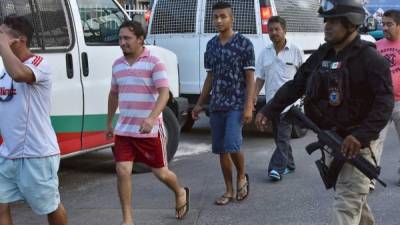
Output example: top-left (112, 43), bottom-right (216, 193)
top-left (192, 1), bottom-right (255, 205)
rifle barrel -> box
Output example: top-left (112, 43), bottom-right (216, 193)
top-left (289, 107), bottom-right (321, 133)
top-left (288, 106), bottom-right (387, 188)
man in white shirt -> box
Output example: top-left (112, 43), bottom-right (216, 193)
top-left (0, 16), bottom-right (67, 225)
top-left (254, 16), bottom-right (304, 181)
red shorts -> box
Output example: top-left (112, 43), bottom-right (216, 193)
top-left (113, 134), bottom-right (167, 168)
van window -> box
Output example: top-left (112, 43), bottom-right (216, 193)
top-left (0, 0), bottom-right (73, 51)
top-left (274, 0), bottom-right (324, 32)
top-left (77, 0), bottom-right (125, 45)
top-left (204, 0), bottom-right (257, 34)
top-left (150, 0), bottom-right (198, 34)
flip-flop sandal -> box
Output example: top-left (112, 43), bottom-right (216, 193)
top-left (176, 187), bottom-right (190, 220)
top-left (215, 195), bottom-right (234, 205)
top-left (236, 173), bottom-right (249, 201)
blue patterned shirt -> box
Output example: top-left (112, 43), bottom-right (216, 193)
top-left (204, 33), bottom-right (255, 112)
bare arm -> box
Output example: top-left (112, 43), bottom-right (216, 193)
top-left (0, 32), bottom-right (35, 83)
top-left (149, 87), bottom-right (169, 119)
top-left (196, 72), bottom-right (212, 106)
top-left (106, 91), bottom-right (119, 137)
top-left (243, 70), bottom-right (255, 124)
top-left (192, 72), bottom-right (212, 119)
top-left (140, 87), bottom-right (169, 133)
top-left (253, 78), bottom-right (265, 104)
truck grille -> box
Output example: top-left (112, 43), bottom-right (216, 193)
top-left (150, 0), bottom-right (198, 34)
top-left (275, 0), bottom-right (324, 32)
top-left (204, 0), bottom-right (257, 34)
top-left (0, 0), bottom-right (72, 50)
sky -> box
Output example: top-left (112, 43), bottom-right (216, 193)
top-left (363, 0), bottom-right (400, 14)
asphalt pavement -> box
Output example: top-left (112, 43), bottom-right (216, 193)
top-left (10, 119), bottom-right (400, 225)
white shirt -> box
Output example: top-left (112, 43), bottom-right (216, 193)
top-left (256, 41), bottom-right (304, 112)
top-left (0, 56), bottom-right (59, 159)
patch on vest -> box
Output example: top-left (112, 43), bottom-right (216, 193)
top-left (328, 88), bottom-right (341, 106)
top-left (322, 61), bottom-right (343, 70)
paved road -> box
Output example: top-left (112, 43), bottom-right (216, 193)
top-left (11, 119), bottom-right (400, 225)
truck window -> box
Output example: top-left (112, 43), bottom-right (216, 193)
top-left (150, 0), bottom-right (198, 34)
top-left (274, 0), bottom-right (324, 32)
top-left (204, 0), bottom-right (257, 34)
top-left (77, 0), bottom-right (125, 45)
top-left (0, 0), bottom-right (73, 51)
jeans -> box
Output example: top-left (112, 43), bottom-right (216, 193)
top-left (209, 110), bottom-right (243, 154)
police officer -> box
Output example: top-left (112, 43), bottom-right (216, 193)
top-left (255, 0), bottom-right (394, 224)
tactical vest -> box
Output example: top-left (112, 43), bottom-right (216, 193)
top-left (304, 42), bottom-right (373, 134)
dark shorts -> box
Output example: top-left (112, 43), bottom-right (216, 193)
top-left (209, 110), bottom-right (243, 154)
top-left (113, 134), bottom-right (167, 168)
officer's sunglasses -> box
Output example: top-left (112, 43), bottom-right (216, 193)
top-left (320, 0), bottom-right (335, 12)
top-left (0, 73), bottom-right (14, 102)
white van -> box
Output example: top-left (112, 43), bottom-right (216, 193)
top-left (0, 0), bottom-right (188, 163)
top-left (147, 0), bottom-right (375, 136)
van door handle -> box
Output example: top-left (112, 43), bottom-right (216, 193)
top-left (66, 53), bottom-right (73, 79)
top-left (82, 52), bottom-right (89, 77)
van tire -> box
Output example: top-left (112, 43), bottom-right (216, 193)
top-left (133, 106), bottom-right (180, 173)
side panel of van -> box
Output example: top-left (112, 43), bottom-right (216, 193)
top-left (148, 0), bottom-right (201, 94)
top-left (71, 0), bottom-right (123, 150)
top-left (49, 0), bottom-right (85, 154)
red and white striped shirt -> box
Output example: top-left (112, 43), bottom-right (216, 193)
top-left (111, 47), bottom-right (169, 138)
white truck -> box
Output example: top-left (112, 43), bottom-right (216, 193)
top-left (146, 0), bottom-right (375, 137)
top-left (0, 0), bottom-right (188, 163)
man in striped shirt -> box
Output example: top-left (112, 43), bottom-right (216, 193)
top-left (106, 21), bottom-right (189, 225)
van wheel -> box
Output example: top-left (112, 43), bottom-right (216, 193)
top-left (291, 123), bottom-right (308, 138)
top-left (133, 106), bottom-right (180, 173)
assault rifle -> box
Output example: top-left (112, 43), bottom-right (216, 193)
top-left (287, 106), bottom-right (386, 189)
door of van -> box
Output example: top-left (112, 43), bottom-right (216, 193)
top-left (148, 0), bottom-right (201, 95)
top-left (0, 0), bottom-right (84, 155)
top-left (73, 0), bottom-right (127, 150)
